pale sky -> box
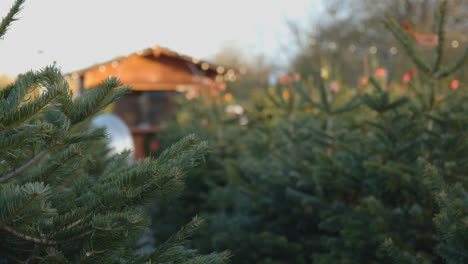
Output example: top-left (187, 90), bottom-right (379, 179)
top-left (0, 0), bottom-right (321, 76)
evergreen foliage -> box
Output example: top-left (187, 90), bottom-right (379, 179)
top-left (149, 92), bottom-right (247, 247)
top-left (152, 1), bottom-right (468, 263)
top-left (0, 1), bottom-right (230, 263)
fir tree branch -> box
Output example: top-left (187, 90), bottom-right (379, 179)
top-left (383, 19), bottom-right (431, 74)
top-left (58, 230), bottom-right (93, 244)
top-left (0, 224), bottom-right (57, 245)
top-left (432, 0), bottom-right (447, 73)
top-left (438, 45), bottom-right (468, 78)
top-left (2, 192), bottom-right (39, 225)
top-left (58, 96), bottom-right (73, 121)
top-left (0, 91), bottom-right (61, 132)
top-left (0, 0), bottom-right (25, 39)
top-left (380, 113), bottom-right (403, 145)
top-left (0, 223), bottom-right (93, 247)
top-left (151, 217), bottom-right (203, 261)
top-left (40, 149), bottom-right (80, 182)
top-left (0, 144), bottom-right (54, 183)
top-left (59, 159), bottom-right (90, 189)
top-left (0, 126), bottom-right (43, 152)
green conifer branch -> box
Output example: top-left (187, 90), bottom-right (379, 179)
top-left (0, 125), bottom-right (44, 152)
top-left (39, 146), bottom-right (82, 182)
top-left (315, 71), bottom-right (330, 113)
top-left (438, 45), bottom-right (468, 78)
top-left (69, 77), bottom-right (130, 124)
top-left (0, 72), bottom-right (40, 115)
top-left (2, 191), bottom-right (39, 225)
top-left (432, 0), bottom-right (447, 73)
top-left (150, 216), bottom-right (204, 261)
top-left (383, 19), bottom-right (432, 74)
top-left (43, 247), bottom-right (70, 264)
top-left (0, 224), bottom-right (57, 245)
top-left (0, 0), bottom-right (25, 39)
top-left (0, 84), bottom-right (60, 132)
top-left (0, 144), bottom-right (54, 183)
top-left (294, 80), bottom-right (320, 109)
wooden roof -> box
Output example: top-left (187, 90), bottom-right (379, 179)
top-left (67, 45), bottom-right (234, 92)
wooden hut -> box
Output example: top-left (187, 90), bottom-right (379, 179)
top-left (67, 45), bottom-right (229, 159)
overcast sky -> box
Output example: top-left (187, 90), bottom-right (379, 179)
top-left (0, 0), bottom-right (321, 76)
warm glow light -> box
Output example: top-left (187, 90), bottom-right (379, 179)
top-left (192, 58), bottom-right (200, 64)
top-left (217, 66), bottom-right (225, 74)
top-left (185, 90), bottom-right (199, 100)
top-left (111, 61), bottom-right (119, 68)
top-left (218, 82), bottom-right (227, 91)
top-left (201, 62), bottom-right (210, 71)
top-left (390, 47), bottom-right (398, 55)
top-left (451, 40), bottom-right (459, 48)
top-left (224, 93), bottom-right (233, 102)
top-left (369, 46), bottom-right (377, 54)
top-left (99, 65), bottom-right (106, 72)
top-left (330, 80), bottom-right (340, 93)
top-left (228, 75), bottom-right (236, 82)
top-left (320, 68), bottom-right (329, 80)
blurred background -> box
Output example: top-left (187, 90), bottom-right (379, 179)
top-left (2, 0), bottom-right (467, 158)
top-left (2, 1), bottom-right (468, 263)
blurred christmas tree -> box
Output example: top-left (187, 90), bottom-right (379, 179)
top-left (148, 88), bottom-right (249, 248)
top-left (152, 0), bottom-right (468, 263)
top-left (0, 1), bottom-right (230, 263)
top-left (251, 0), bottom-right (468, 263)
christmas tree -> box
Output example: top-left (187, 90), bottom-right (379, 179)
top-left (0, 1), bottom-right (230, 263)
top-left (148, 88), bottom-right (249, 251)
top-left (151, 0), bottom-right (468, 263)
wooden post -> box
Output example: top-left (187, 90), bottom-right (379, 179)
top-left (79, 75), bottom-right (85, 96)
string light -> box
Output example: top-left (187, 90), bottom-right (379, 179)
top-left (390, 46), bottom-right (398, 55)
top-left (217, 66), bottom-right (225, 74)
top-left (451, 40), bottom-right (459, 48)
top-left (192, 58), bottom-right (200, 64)
top-left (99, 65), bottom-right (106, 72)
top-left (369, 46), bottom-right (377, 54)
top-left (320, 68), bottom-right (329, 80)
top-left (111, 61), bottom-right (119, 68)
top-left (224, 93), bottom-right (233, 102)
top-left (201, 62), bottom-right (210, 71)
top-left (225, 69), bottom-right (236, 82)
